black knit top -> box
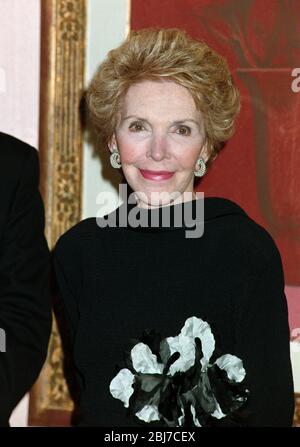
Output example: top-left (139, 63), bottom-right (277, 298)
top-left (53, 196), bottom-right (294, 426)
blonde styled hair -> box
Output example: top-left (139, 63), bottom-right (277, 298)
top-left (86, 27), bottom-right (240, 168)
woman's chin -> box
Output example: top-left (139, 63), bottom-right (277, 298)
top-left (133, 190), bottom-right (184, 209)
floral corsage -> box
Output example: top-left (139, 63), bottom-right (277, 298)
top-left (109, 316), bottom-right (249, 426)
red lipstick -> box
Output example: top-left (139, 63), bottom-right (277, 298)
top-left (139, 169), bottom-right (174, 181)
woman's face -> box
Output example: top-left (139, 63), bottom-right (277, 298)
top-left (109, 79), bottom-right (209, 209)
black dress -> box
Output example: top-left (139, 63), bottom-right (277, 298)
top-left (53, 196), bottom-right (295, 426)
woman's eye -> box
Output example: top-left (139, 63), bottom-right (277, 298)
top-left (129, 122), bottom-right (144, 132)
top-left (177, 126), bottom-right (191, 136)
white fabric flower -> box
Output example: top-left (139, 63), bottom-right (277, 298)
top-left (209, 356), bottom-right (246, 419)
top-left (109, 316), bottom-right (248, 426)
top-left (178, 406), bottom-right (185, 426)
top-left (215, 354), bottom-right (246, 382)
top-left (164, 334), bottom-right (195, 375)
top-left (135, 404), bottom-right (160, 422)
top-left (211, 399), bottom-right (227, 419)
top-left (190, 404), bottom-right (202, 426)
top-left (164, 316), bottom-right (215, 374)
top-left (131, 342), bottom-right (164, 374)
top-left (109, 368), bottom-right (135, 408)
top-left (109, 343), bottom-right (164, 422)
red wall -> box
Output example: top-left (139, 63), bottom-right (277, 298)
top-left (131, 0), bottom-right (300, 332)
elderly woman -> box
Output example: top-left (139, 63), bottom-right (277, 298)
top-left (54, 28), bottom-right (294, 427)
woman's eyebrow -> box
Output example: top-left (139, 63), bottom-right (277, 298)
top-left (123, 115), bottom-right (147, 122)
top-left (173, 119), bottom-right (200, 128)
top-left (123, 115), bottom-right (200, 128)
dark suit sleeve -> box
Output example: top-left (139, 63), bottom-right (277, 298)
top-left (0, 148), bottom-right (52, 425)
top-left (234, 241), bottom-right (295, 426)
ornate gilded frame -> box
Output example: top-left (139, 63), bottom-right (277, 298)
top-left (294, 393), bottom-right (300, 427)
top-left (28, 0), bottom-right (86, 426)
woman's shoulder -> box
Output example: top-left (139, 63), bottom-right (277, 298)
top-left (206, 196), bottom-right (283, 270)
top-left (54, 217), bottom-right (98, 257)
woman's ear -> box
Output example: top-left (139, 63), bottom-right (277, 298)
top-left (199, 141), bottom-right (210, 163)
top-left (108, 134), bottom-right (117, 154)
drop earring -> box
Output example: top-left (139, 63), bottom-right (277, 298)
top-left (194, 157), bottom-right (206, 177)
top-left (110, 145), bottom-right (122, 169)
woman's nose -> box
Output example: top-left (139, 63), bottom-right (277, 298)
top-left (148, 135), bottom-right (170, 161)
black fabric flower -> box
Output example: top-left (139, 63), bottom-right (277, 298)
top-left (109, 316), bottom-right (249, 426)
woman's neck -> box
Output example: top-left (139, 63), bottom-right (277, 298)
top-left (134, 191), bottom-right (197, 210)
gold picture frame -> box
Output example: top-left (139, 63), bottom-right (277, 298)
top-left (28, 0), bottom-right (86, 426)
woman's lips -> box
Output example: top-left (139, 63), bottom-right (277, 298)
top-left (139, 169), bottom-right (175, 181)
